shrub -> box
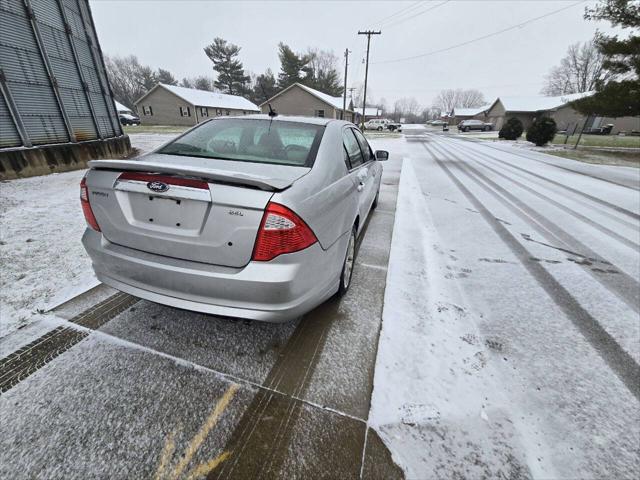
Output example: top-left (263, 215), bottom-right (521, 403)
top-left (499, 117), bottom-right (524, 140)
top-left (526, 117), bottom-right (557, 146)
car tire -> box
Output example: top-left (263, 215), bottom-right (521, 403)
top-left (337, 226), bottom-right (357, 297)
top-left (377, 126), bottom-right (383, 131)
top-left (484, 126), bottom-right (491, 131)
top-left (372, 188), bottom-right (380, 209)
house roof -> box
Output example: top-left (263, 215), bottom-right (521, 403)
top-left (135, 84), bottom-right (260, 111)
top-left (355, 106), bottom-right (382, 117)
top-left (114, 100), bottom-right (132, 113)
top-left (493, 91), bottom-right (594, 113)
top-left (451, 104), bottom-right (491, 117)
top-left (260, 83), bottom-right (352, 112)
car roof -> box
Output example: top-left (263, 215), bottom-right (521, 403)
top-left (215, 114), bottom-right (344, 127)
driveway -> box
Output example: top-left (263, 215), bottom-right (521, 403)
top-left (0, 140), bottom-right (403, 479)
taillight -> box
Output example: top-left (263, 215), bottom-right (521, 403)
top-left (252, 203), bottom-right (317, 261)
top-left (80, 176), bottom-right (100, 231)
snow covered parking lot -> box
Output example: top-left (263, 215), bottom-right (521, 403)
top-left (1, 129), bottom-right (639, 479)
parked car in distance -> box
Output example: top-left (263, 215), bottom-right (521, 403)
top-left (429, 120), bottom-right (447, 126)
top-left (81, 115), bottom-right (389, 322)
top-left (119, 112), bottom-right (140, 126)
top-left (364, 118), bottom-right (402, 132)
top-left (457, 119), bottom-right (493, 132)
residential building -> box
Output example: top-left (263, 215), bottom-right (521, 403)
top-left (0, 0), bottom-right (129, 179)
top-left (355, 106), bottom-right (383, 122)
top-left (259, 83), bottom-right (356, 121)
top-left (135, 84), bottom-right (260, 126)
top-left (450, 104), bottom-right (492, 125)
top-left (485, 92), bottom-right (638, 134)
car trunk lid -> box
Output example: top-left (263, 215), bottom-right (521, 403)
top-left (86, 156), bottom-right (310, 267)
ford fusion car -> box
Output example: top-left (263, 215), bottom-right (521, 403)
top-left (81, 115), bottom-right (388, 322)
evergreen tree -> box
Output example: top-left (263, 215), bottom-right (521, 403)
top-left (156, 68), bottom-right (178, 85)
top-left (203, 37), bottom-right (250, 95)
top-left (306, 48), bottom-right (343, 96)
top-left (252, 69), bottom-right (278, 104)
top-left (499, 117), bottom-right (524, 140)
top-left (571, 0), bottom-right (640, 117)
top-left (277, 43), bottom-right (312, 89)
top-left (138, 66), bottom-right (157, 92)
top-left (526, 117), bottom-right (557, 146)
top-left (179, 78), bottom-right (194, 88)
top-left (193, 76), bottom-right (215, 91)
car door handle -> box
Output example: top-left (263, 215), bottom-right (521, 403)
top-left (357, 182), bottom-right (364, 192)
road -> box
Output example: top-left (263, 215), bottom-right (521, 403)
top-left (392, 128), bottom-right (639, 478)
top-left (1, 129), bottom-right (639, 479)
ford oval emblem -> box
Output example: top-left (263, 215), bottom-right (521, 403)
top-left (147, 181), bottom-right (169, 193)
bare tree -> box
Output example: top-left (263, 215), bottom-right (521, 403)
top-left (458, 89), bottom-right (485, 108)
top-left (351, 83), bottom-right (374, 110)
top-left (104, 55), bottom-right (153, 109)
top-left (179, 76), bottom-right (216, 91)
top-left (541, 39), bottom-right (608, 96)
top-left (433, 88), bottom-right (486, 113)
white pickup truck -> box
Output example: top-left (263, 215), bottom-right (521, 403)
top-left (363, 118), bottom-right (402, 132)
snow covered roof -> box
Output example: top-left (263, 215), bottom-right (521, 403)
top-left (451, 104), bottom-right (491, 117)
top-left (495, 91), bottom-right (594, 113)
top-left (114, 100), bottom-right (132, 113)
top-left (136, 84), bottom-right (260, 111)
top-left (260, 83), bottom-right (352, 112)
top-left (354, 106), bottom-right (382, 117)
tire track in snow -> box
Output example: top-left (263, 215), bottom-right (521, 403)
top-left (424, 145), bottom-right (640, 402)
top-left (440, 139), bottom-right (640, 251)
top-left (434, 135), bottom-right (640, 222)
top-left (454, 136), bottom-right (640, 191)
top-left (425, 141), bottom-right (640, 314)
top-left (439, 136), bottom-right (639, 232)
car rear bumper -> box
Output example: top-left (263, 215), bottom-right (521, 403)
top-left (82, 228), bottom-right (345, 322)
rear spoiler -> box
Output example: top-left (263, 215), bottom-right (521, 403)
top-left (88, 159), bottom-right (293, 191)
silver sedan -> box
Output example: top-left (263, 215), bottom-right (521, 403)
top-left (81, 115), bottom-right (389, 322)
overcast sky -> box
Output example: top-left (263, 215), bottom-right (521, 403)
top-left (89, 0), bottom-right (617, 108)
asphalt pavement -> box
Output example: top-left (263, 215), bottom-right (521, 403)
top-left (0, 149), bottom-right (403, 479)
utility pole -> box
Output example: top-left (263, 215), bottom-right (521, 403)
top-left (358, 30), bottom-right (381, 129)
top-left (342, 48), bottom-right (350, 121)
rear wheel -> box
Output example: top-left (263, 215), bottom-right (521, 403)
top-left (377, 126), bottom-right (383, 131)
top-left (484, 125), bottom-right (491, 131)
top-left (338, 226), bottom-right (357, 296)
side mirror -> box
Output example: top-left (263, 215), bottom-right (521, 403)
top-left (375, 150), bottom-right (389, 161)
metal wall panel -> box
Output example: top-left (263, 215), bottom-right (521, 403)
top-left (0, 5), bottom-right (70, 145)
top-left (0, 0), bottom-right (122, 149)
top-left (0, 92), bottom-right (22, 148)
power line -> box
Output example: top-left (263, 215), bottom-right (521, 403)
top-left (382, 0), bottom-right (451, 29)
top-left (373, 0), bottom-right (587, 65)
top-left (368, 1), bottom-right (424, 29)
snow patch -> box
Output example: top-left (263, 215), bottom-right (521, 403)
top-left (369, 158), bottom-right (556, 479)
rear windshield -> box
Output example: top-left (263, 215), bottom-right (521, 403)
top-left (159, 119), bottom-right (325, 167)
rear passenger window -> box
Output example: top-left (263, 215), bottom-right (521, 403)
top-left (352, 129), bottom-right (374, 162)
top-left (343, 129), bottom-right (364, 169)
